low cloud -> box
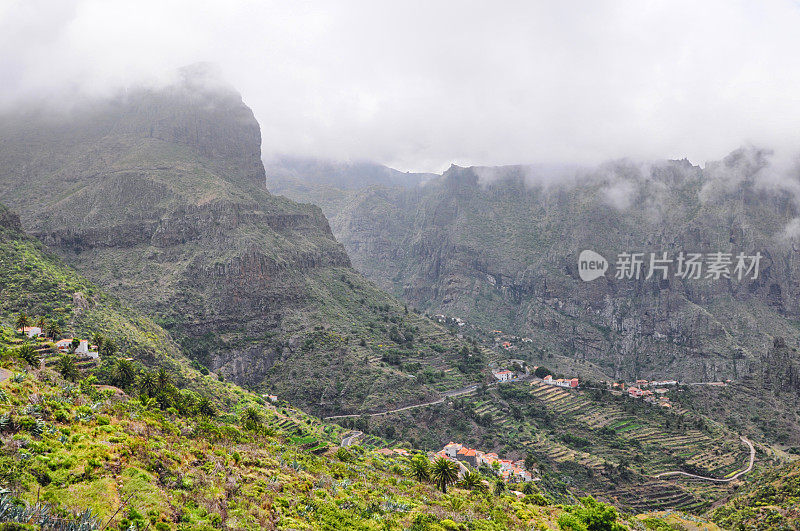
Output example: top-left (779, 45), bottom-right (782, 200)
top-left (4, 1), bottom-right (800, 173)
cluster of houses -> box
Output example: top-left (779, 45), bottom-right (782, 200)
top-left (492, 361), bottom-right (531, 383)
top-left (437, 442), bottom-right (535, 483)
top-left (542, 374), bottom-right (580, 389)
top-left (433, 314), bottom-right (466, 328)
top-left (490, 331), bottom-right (534, 352)
top-left (610, 379), bottom-right (678, 408)
top-left (19, 326), bottom-right (100, 360)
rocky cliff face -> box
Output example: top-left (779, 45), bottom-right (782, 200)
top-left (0, 69), bottom-right (469, 414)
top-left (269, 152), bottom-right (800, 383)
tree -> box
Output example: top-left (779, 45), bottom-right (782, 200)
top-left (92, 333), bottom-right (105, 352)
top-left (430, 457), bottom-right (459, 493)
top-left (15, 313), bottom-right (30, 334)
top-left (112, 358), bottom-right (136, 389)
top-left (557, 496), bottom-right (625, 531)
top-left (45, 321), bottom-right (62, 340)
top-left (16, 344), bottom-right (39, 368)
top-left (57, 355), bottom-right (80, 381)
top-left (197, 395), bottom-right (215, 417)
top-left (242, 406), bottom-right (262, 431)
top-left (156, 368), bottom-right (172, 389)
top-left (408, 454), bottom-right (431, 482)
top-left (458, 470), bottom-right (488, 493)
top-left (524, 452), bottom-right (537, 471)
top-left (138, 371), bottom-right (157, 398)
top-left (100, 338), bottom-right (117, 357)
top-left (534, 366), bottom-right (551, 379)
top-left (494, 479), bottom-right (506, 495)
top-left (35, 316), bottom-right (46, 330)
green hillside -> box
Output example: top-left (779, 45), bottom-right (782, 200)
top-left (0, 67), bottom-right (479, 417)
top-left (711, 459), bottom-right (800, 530)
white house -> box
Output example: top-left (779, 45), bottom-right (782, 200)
top-left (443, 442), bottom-right (463, 458)
top-left (493, 370), bottom-right (514, 382)
top-left (75, 340), bottom-right (89, 356)
top-left (55, 339), bottom-right (73, 353)
top-left (18, 326), bottom-right (42, 338)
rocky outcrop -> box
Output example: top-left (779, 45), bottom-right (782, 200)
top-left (272, 155), bottom-right (800, 383)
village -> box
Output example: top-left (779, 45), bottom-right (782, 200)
top-left (435, 442), bottom-right (537, 484)
top-left (15, 316), bottom-right (101, 366)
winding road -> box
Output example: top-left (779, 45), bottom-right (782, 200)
top-left (653, 436), bottom-right (755, 483)
top-left (341, 431), bottom-right (363, 447)
top-left (324, 383), bottom-right (481, 420)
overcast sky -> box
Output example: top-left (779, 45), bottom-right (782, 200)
top-left (3, 0), bottom-right (800, 172)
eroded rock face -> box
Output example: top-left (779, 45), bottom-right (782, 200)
top-left (271, 155), bottom-right (800, 383)
top-left (0, 68), bottom-right (353, 393)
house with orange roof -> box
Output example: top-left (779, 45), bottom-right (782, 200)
top-left (456, 447), bottom-right (479, 467)
top-left (493, 370), bottom-right (514, 382)
top-left (443, 442), bottom-right (462, 458)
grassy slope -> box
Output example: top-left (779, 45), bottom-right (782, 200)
top-left (711, 459), bottom-right (800, 530)
top-left (0, 89), bottom-right (485, 417)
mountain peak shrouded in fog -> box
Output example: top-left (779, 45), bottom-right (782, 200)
top-left (5, 1), bottom-right (800, 172)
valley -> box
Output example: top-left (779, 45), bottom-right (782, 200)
top-left (0, 69), bottom-right (797, 529)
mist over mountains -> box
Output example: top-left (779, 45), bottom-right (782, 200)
top-left (268, 148), bottom-right (800, 388)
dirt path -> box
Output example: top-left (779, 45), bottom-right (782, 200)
top-left (653, 436), bottom-right (755, 483)
top-left (0, 368), bottom-right (11, 383)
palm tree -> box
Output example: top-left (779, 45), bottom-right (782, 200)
top-left (242, 406), bottom-right (262, 431)
top-left (45, 321), bottom-right (62, 340)
top-left (156, 368), bottom-right (172, 389)
top-left (16, 344), bottom-right (39, 368)
top-left (458, 470), bottom-right (487, 493)
top-left (112, 358), bottom-right (136, 389)
top-left (100, 338), bottom-right (117, 357)
top-left (408, 454), bottom-right (431, 482)
top-left (92, 333), bottom-right (105, 351)
top-left (430, 457), bottom-right (459, 493)
top-left (15, 313), bottom-right (30, 335)
top-left (197, 395), bottom-right (215, 417)
top-left (35, 317), bottom-right (46, 331)
top-left (138, 371), bottom-right (157, 398)
top-left (57, 355), bottom-right (80, 381)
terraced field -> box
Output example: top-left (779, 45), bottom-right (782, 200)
top-left (479, 381), bottom-right (748, 512)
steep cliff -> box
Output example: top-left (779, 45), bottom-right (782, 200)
top-left (268, 152), bottom-right (800, 384)
top-left (0, 67), bottom-right (473, 415)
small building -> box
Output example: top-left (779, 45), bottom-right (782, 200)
top-left (17, 326), bottom-right (42, 338)
top-left (443, 442), bottom-right (462, 458)
top-left (494, 370), bottom-right (514, 382)
top-left (544, 375), bottom-right (579, 388)
top-left (55, 339), bottom-right (74, 353)
top-left (456, 447), bottom-right (479, 467)
top-left (651, 380), bottom-right (678, 386)
top-left (628, 387), bottom-right (643, 398)
top-left (75, 340), bottom-right (89, 356)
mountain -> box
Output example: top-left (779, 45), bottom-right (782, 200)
top-left (268, 153), bottom-right (800, 389)
top-left (0, 65), bottom-right (475, 416)
top-left (265, 155), bottom-right (434, 190)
